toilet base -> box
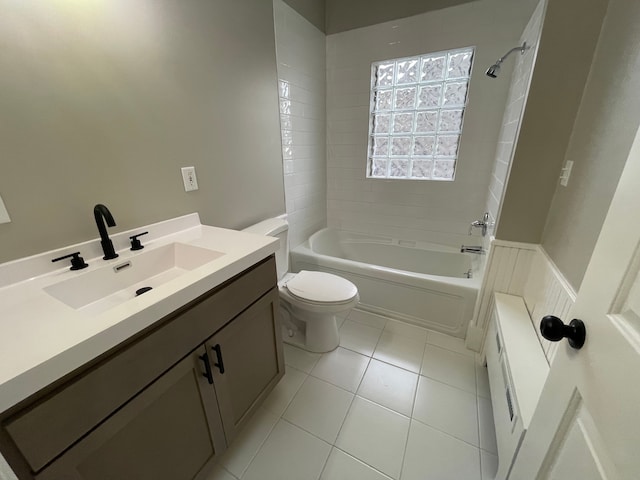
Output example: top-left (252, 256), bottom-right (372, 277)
top-left (280, 305), bottom-right (340, 353)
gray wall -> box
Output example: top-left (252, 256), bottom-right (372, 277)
top-left (283, 0), bottom-right (326, 32)
top-left (541, 0), bottom-right (640, 289)
top-left (0, 0), bottom-right (285, 264)
top-left (496, 0), bottom-right (609, 244)
top-left (283, 0), bottom-right (480, 34)
top-left (325, 0), bottom-right (477, 34)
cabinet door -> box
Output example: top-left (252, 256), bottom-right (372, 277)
top-left (208, 288), bottom-right (284, 442)
top-left (36, 346), bottom-right (226, 480)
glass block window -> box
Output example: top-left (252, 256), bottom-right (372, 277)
top-left (367, 47), bottom-right (474, 180)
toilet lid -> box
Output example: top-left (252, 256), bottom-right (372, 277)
top-left (285, 270), bottom-right (358, 304)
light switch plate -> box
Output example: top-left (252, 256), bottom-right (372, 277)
top-left (560, 160), bottom-right (574, 187)
top-left (0, 194), bottom-right (10, 224)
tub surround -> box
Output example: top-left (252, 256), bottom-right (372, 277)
top-left (274, 0), bottom-right (328, 250)
top-left (325, 0), bottom-right (536, 245)
top-left (0, 213), bottom-right (278, 413)
top-left (484, 0), bottom-right (545, 234)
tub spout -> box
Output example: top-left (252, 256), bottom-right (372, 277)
top-left (461, 245), bottom-right (485, 254)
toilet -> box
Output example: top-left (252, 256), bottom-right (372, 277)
top-left (243, 217), bottom-right (359, 352)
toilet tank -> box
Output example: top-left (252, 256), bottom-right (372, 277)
top-left (242, 217), bottom-right (289, 280)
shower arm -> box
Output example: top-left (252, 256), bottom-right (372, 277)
top-left (494, 42), bottom-right (529, 66)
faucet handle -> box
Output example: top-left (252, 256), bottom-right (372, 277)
top-left (52, 252), bottom-right (89, 271)
top-left (129, 231), bottom-right (149, 251)
top-left (468, 221), bottom-right (483, 235)
top-left (469, 212), bottom-right (492, 236)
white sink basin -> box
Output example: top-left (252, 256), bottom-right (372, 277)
top-left (45, 243), bottom-right (225, 315)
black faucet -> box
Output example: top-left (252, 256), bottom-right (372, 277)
top-left (94, 204), bottom-right (119, 260)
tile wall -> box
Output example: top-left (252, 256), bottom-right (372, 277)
top-left (325, 1), bottom-right (531, 246)
top-left (485, 0), bottom-right (546, 231)
top-left (273, 0), bottom-right (327, 249)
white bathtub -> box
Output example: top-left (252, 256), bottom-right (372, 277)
top-left (290, 228), bottom-right (482, 338)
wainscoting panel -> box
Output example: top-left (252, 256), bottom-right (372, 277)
top-left (468, 239), bottom-right (576, 365)
top-left (466, 240), bottom-right (536, 352)
top-left (522, 248), bottom-right (576, 364)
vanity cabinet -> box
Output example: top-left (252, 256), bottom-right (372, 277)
top-left (0, 256), bottom-right (283, 480)
top-left (34, 346), bottom-right (226, 480)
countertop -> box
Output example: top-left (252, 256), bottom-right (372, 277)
top-left (0, 213), bottom-right (278, 413)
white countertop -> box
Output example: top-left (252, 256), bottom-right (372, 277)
top-left (0, 213), bottom-right (278, 413)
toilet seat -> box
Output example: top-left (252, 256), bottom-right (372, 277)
top-left (284, 270), bottom-right (358, 305)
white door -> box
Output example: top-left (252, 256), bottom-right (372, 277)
top-left (508, 129), bottom-right (640, 479)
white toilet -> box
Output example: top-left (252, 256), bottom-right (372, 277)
top-left (243, 217), bottom-right (359, 352)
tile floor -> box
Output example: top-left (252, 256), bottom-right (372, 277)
top-left (205, 309), bottom-right (498, 480)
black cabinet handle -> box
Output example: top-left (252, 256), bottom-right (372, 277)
top-left (199, 353), bottom-right (214, 384)
top-left (540, 315), bottom-right (586, 350)
top-left (212, 344), bottom-right (225, 374)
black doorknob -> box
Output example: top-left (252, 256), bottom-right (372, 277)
top-left (540, 315), bottom-right (586, 350)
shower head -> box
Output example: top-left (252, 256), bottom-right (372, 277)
top-left (486, 42), bottom-right (530, 78)
top-left (485, 63), bottom-right (500, 78)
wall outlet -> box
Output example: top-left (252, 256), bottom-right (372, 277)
top-left (559, 160), bottom-right (574, 187)
top-left (181, 166), bottom-right (199, 192)
top-left (0, 194), bottom-right (10, 224)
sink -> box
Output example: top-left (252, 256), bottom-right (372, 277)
top-left (45, 243), bottom-right (225, 315)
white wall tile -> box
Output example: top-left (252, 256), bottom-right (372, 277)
top-left (274, 0), bottom-right (327, 249)
top-left (324, 2), bottom-right (533, 244)
top-left (484, 0), bottom-right (546, 228)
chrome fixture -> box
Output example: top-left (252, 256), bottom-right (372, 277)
top-left (461, 245), bottom-right (486, 255)
top-left (486, 42), bottom-right (530, 78)
top-left (94, 204), bottom-right (119, 260)
top-left (469, 212), bottom-right (492, 236)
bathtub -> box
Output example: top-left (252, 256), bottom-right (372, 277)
top-left (290, 228), bottom-right (483, 338)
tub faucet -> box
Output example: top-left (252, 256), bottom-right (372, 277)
top-left (461, 245), bottom-right (485, 254)
top-left (469, 212), bottom-right (492, 236)
top-left (94, 204), bottom-right (119, 260)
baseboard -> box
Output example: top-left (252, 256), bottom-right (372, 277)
top-left (465, 324), bottom-right (484, 352)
